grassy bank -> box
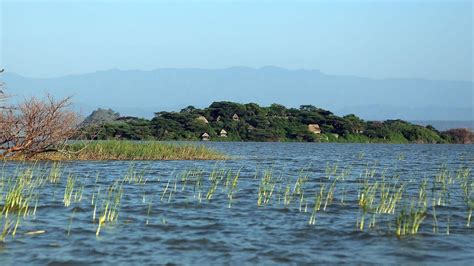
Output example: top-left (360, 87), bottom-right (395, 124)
top-left (7, 141), bottom-right (227, 161)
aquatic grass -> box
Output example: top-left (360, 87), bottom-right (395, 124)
top-left (0, 217), bottom-right (13, 242)
top-left (161, 179), bottom-right (171, 202)
top-left (0, 166), bottom-right (49, 241)
top-left (63, 174), bottom-right (76, 207)
top-left (393, 180), bottom-right (431, 237)
top-left (309, 184), bottom-right (325, 225)
top-left (227, 169), bottom-right (241, 208)
top-left (357, 179), bottom-right (378, 230)
top-left (0, 158), bottom-right (471, 242)
top-left (356, 170), bottom-right (407, 231)
top-left (323, 166), bottom-right (350, 211)
top-left (2, 168), bottom-right (37, 217)
top-left (123, 164), bottom-right (148, 184)
top-left (47, 162), bottom-right (62, 184)
top-left (95, 180), bottom-right (124, 236)
top-left (456, 167), bottom-right (473, 227)
top-left (257, 169), bottom-right (277, 206)
top-left (395, 199), bottom-right (427, 237)
top-left (146, 192), bottom-right (155, 225)
top-left (206, 173), bottom-right (221, 201)
top-left (6, 140), bottom-right (227, 161)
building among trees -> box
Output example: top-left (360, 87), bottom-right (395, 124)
top-left (201, 132), bottom-right (210, 141)
top-left (196, 115), bottom-right (209, 124)
top-left (219, 129), bottom-right (228, 137)
top-left (308, 124), bottom-right (321, 134)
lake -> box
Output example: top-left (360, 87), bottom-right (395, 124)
top-left (0, 143), bottom-right (473, 264)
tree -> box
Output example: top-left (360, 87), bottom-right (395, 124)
top-left (0, 75), bottom-right (79, 158)
top-left (269, 103), bottom-right (287, 117)
top-left (442, 128), bottom-right (473, 144)
top-left (180, 105), bottom-right (197, 113)
top-left (299, 105), bottom-right (318, 112)
top-left (75, 99), bottom-right (453, 144)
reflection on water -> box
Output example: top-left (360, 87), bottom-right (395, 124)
top-left (0, 143), bottom-right (473, 264)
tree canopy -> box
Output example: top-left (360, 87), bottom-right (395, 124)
top-left (80, 102), bottom-right (467, 144)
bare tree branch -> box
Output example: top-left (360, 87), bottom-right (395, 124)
top-left (0, 72), bottom-right (79, 158)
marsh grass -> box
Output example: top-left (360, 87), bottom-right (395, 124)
top-left (6, 140), bottom-right (227, 161)
top-left (0, 158), bottom-right (471, 242)
top-left (456, 167), bottom-right (473, 227)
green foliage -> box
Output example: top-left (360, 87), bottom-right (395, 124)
top-left (79, 102), bottom-right (458, 143)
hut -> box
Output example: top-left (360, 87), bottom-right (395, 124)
top-left (307, 124), bottom-right (321, 134)
top-left (232, 114), bottom-right (240, 121)
top-left (216, 115), bottom-right (221, 122)
top-left (219, 129), bottom-right (228, 137)
top-left (201, 132), bottom-right (210, 141)
top-left (196, 115), bottom-right (209, 124)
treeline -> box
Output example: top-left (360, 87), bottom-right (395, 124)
top-left (80, 102), bottom-right (473, 144)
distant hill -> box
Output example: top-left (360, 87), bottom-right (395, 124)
top-left (2, 67), bottom-right (472, 121)
top-left (81, 108), bottom-right (120, 126)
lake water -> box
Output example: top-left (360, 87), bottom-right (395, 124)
top-left (0, 143), bottom-right (473, 265)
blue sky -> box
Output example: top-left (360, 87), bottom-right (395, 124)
top-left (1, 0), bottom-right (472, 81)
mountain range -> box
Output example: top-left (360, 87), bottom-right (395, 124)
top-left (2, 66), bottom-right (472, 122)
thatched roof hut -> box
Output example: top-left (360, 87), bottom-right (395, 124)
top-left (232, 114), bottom-right (240, 121)
top-left (308, 124), bottom-right (321, 134)
top-left (201, 132), bottom-right (210, 141)
top-left (196, 115), bottom-right (209, 124)
top-left (219, 129), bottom-right (228, 137)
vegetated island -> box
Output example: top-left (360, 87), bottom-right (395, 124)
top-left (80, 102), bottom-right (473, 144)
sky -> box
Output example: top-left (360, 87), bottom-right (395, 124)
top-left (0, 0), bottom-right (472, 81)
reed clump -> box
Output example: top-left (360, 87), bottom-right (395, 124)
top-left (6, 140), bottom-right (227, 161)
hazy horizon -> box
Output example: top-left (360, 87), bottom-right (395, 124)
top-left (1, 0), bottom-right (472, 81)
top-left (3, 66), bottom-right (472, 123)
top-left (5, 65), bottom-right (473, 82)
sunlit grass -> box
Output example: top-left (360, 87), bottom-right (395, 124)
top-left (6, 140), bottom-right (227, 161)
top-left (0, 159), bottom-right (471, 242)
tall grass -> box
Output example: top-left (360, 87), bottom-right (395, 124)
top-left (7, 140), bottom-right (227, 161)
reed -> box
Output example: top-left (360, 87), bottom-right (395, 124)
top-left (257, 169), bottom-right (276, 206)
top-left (456, 167), bottom-right (473, 226)
top-left (0, 158), bottom-right (471, 242)
top-left (95, 180), bottom-right (123, 236)
top-left (309, 184), bottom-right (325, 225)
top-left (227, 169), bottom-right (241, 208)
top-left (395, 201), bottom-right (426, 237)
top-left (146, 193), bottom-right (155, 225)
top-left (7, 140), bottom-right (227, 161)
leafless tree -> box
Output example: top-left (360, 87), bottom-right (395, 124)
top-left (0, 71), bottom-right (80, 159)
top-left (443, 128), bottom-right (474, 144)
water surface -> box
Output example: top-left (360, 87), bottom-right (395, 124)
top-left (0, 143), bottom-right (472, 265)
